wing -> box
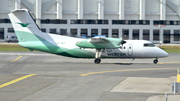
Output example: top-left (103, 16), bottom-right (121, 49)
top-left (76, 37), bottom-right (125, 49)
top-left (90, 37), bottom-right (109, 43)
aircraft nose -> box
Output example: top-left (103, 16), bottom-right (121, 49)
top-left (155, 47), bottom-right (169, 58)
top-left (162, 51), bottom-right (169, 57)
top-left (160, 50), bottom-right (169, 57)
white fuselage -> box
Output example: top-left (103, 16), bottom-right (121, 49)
top-left (51, 34), bottom-right (168, 59)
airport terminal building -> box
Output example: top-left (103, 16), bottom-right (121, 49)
top-left (0, 0), bottom-right (180, 43)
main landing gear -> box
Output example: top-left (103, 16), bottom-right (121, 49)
top-left (153, 58), bottom-right (158, 64)
top-left (94, 49), bottom-right (102, 64)
top-left (94, 58), bottom-right (101, 64)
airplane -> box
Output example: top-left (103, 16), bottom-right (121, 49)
top-left (8, 9), bottom-right (168, 64)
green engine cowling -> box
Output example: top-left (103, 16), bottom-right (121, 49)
top-left (76, 38), bottom-right (124, 49)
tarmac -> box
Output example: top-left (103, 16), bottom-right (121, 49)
top-left (0, 51), bottom-right (180, 101)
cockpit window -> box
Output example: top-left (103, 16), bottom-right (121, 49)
top-left (144, 43), bottom-right (155, 47)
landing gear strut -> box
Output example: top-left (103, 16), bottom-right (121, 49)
top-left (94, 49), bottom-right (102, 64)
top-left (153, 58), bottom-right (158, 64)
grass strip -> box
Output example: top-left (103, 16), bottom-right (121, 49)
top-left (160, 46), bottom-right (180, 53)
top-left (0, 44), bottom-right (29, 51)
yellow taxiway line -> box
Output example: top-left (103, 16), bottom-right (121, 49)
top-left (0, 74), bottom-right (37, 88)
top-left (10, 55), bottom-right (22, 62)
top-left (80, 68), bottom-right (177, 76)
top-left (158, 62), bottom-right (180, 64)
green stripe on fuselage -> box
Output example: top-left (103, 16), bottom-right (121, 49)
top-left (20, 42), bottom-right (95, 58)
top-left (15, 31), bottom-right (95, 58)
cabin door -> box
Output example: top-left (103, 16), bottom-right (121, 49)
top-left (128, 44), bottom-right (133, 56)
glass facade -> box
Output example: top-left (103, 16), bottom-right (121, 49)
top-left (0, 28), bottom-right (4, 39)
top-left (133, 29), bottom-right (139, 40)
top-left (153, 29), bottom-right (160, 41)
top-left (143, 29), bottom-right (149, 40)
top-left (122, 29), bottom-right (129, 40)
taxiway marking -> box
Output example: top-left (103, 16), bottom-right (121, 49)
top-left (0, 74), bottom-right (37, 88)
top-left (11, 55), bottom-right (22, 62)
top-left (80, 68), bottom-right (177, 76)
top-left (158, 62), bottom-right (180, 64)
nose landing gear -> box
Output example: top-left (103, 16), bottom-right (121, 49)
top-left (153, 58), bottom-right (158, 64)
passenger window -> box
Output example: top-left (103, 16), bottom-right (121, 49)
top-left (120, 46), bottom-right (122, 49)
top-left (124, 47), bottom-right (126, 49)
top-left (129, 47), bottom-right (131, 49)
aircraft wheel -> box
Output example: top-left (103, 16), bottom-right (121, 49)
top-left (94, 58), bottom-right (101, 64)
top-left (153, 60), bottom-right (158, 64)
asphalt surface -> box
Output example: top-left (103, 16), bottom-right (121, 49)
top-left (0, 52), bottom-right (180, 101)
